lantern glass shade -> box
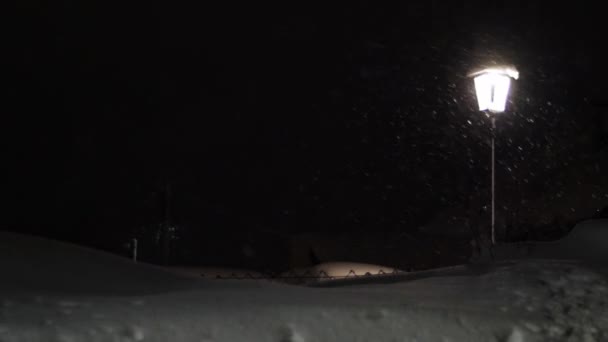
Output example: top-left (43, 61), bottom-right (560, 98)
top-left (473, 72), bottom-right (512, 113)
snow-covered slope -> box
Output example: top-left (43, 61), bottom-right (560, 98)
top-left (494, 219), bottom-right (608, 262)
top-left (0, 231), bottom-right (198, 295)
top-left (1, 230), bottom-right (607, 341)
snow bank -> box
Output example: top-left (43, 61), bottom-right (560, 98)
top-left (0, 231), bottom-right (198, 295)
top-left (494, 219), bottom-right (608, 263)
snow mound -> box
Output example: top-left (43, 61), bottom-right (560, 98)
top-left (0, 231), bottom-right (199, 295)
top-left (495, 219), bottom-right (608, 263)
top-left (546, 219), bottom-right (608, 260)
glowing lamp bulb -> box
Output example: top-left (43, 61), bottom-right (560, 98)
top-left (469, 67), bottom-right (519, 113)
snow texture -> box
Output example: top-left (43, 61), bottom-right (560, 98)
top-left (1, 223), bottom-right (608, 341)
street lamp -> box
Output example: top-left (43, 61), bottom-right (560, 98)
top-left (469, 66), bottom-right (519, 245)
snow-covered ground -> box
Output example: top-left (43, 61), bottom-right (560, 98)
top-left (1, 221), bottom-right (608, 341)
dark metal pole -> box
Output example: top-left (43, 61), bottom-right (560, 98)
top-left (161, 182), bottom-right (172, 265)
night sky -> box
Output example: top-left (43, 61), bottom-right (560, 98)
top-left (5, 2), bottom-right (607, 267)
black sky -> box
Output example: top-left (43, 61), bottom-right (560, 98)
top-left (5, 2), bottom-right (607, 254)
